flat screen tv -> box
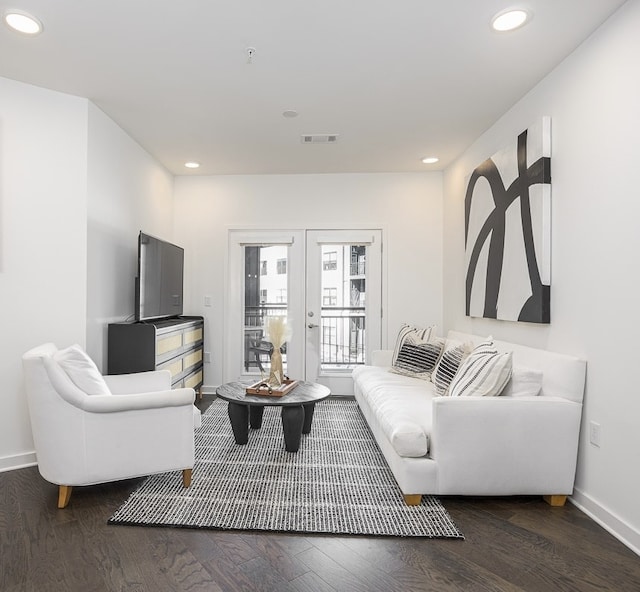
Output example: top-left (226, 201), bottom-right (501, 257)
top-left (135, 231), bottom-right (184, 321)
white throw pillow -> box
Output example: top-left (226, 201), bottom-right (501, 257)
top-left (448, 340), bottom-right (513, 397)
top-left (501, 366), bottom-right (543, 397)
top-left (53, 344), bottom-right (112, 396)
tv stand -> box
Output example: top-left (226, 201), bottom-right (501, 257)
top-left (107, 316), bottom-right (204, 396)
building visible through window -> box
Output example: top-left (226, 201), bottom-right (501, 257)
top-left (323, 287), bottom-right (337, 306)
top-left (323, 251), bottom-right (338, 271)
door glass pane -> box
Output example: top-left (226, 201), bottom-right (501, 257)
top-left (320, 244), bottom-right (366, 371)
top-left (244, 245), bottom-right (288, 375)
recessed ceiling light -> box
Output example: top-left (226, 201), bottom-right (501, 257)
top-left (282, 110), bottom-right (299, 118)
top-left (184, 161), bottom-right (200, 169)
top-left (422, 157), bottom-right (439, 164)
top-left (491, 9), bottom-right (531, 32)
top-left (4, 10), bottom-right (43, 35)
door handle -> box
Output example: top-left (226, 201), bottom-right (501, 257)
top-left (308, 323), bottom-right (319, 329)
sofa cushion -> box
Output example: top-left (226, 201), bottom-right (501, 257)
top-left (53, 345), bottom-right (112, 396)
top-left (432, 340), bottom-right (472, 396)
top-left (449, 340), bottom-right (513, 397)
top-left (391, 336), bottom-right (443, 380)
top-left (352, 365), bottom-right (432, 457)
top-left (501, 365), bottom-right (543, 397)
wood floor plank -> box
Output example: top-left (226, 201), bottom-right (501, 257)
top-left (236, 556), bottom-right (299, 592)
top-left (289, 570), bottom-right (338, 592)
top-left (339, 535), bottom-right (407, 573)
top-left (297, 544), bottom-right (397, 592)
top-left (240, 532), bottom-right (312, 581)
top-left (304, 535), bottom-right (420, 592)
top-left (147, 530), bottom-right (222, 592)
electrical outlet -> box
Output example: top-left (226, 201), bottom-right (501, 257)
top-left (204, 352), bottom-right (211, 363)
top-left (589, 421), bottom-right (601, 447)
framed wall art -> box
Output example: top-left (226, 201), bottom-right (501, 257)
top-left (464, 117), bottom-right (551, 324)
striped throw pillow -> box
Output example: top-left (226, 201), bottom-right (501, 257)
top-left (448, 340), bottom-right (513, 397)
top-left (391, 338), bottom-right (444, 380)
top-left (431, 342), bottom-right (471, 396)
top-left (391, 324), bottom-right (435, 367)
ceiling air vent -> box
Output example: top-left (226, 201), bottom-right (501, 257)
top-left (301, 134), bottom-right (339, 144)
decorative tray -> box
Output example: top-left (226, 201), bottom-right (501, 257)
top-left (245, 379), bottom-right (299, 397)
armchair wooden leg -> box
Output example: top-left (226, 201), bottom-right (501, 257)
top-left (543, 495), bottom-right (567, 507)
top-left (182, 468), bottom-right (193, 488)
top-left (403, 494), bottom-right (422, 506)
top-left (58, 485), bottom-right (72, 509)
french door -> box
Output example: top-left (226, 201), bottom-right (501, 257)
top-left (226, 229), bottom-right (382, 395)
top-left (304, 230), bottom-right (382, 394)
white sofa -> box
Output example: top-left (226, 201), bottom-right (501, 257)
top-left (352, 331), bottom-right (586, 506)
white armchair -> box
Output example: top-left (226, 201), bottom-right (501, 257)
top-left (22, 343), bottom-right (200, 508)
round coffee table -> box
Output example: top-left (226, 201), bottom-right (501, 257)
top-left (216, 381), bottom-right (331, 452)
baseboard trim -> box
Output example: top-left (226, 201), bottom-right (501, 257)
top-left (0, 451), bottom-right (37, 473)
top-left (570, 488), bottom-right (640, 557)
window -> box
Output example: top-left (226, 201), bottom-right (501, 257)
top-left (350, 246), bottom-right (366, 276)
top-left (277, 258), bottom-right (287, 274)
top-left (323, 251), bottom-right (337, 271)
top-left (322, 287), bottom-right (337, 306)
top-left (260, 260), bottom-right (267, 275)
top-left (276, 288), bottom-right (287, 303)
top-left (260, 289), bottom-right (268, 303)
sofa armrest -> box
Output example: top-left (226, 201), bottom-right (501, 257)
top-left (430, 396), bottom-right (582, 495)
top-left (104, 370), bottom-right (172, 394)
top-left (371, 350), bottom-right (393, 367)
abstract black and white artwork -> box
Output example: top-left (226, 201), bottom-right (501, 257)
top-left (465, 117), bottom-right (551, 324)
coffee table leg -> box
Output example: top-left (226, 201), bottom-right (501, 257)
top-left (302, 403), bottom-right (316, 434)
top-left (227, 402), bottom-right (249, 444)
top-left (281, 405), bottom-right (305, 452)
top-left (249, 405), bottom-right (265, 429)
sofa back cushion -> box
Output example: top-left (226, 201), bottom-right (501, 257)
top-left (446, 331), bottom-right (586, 403)
top-left (501, 366), bottom-right (543, 397)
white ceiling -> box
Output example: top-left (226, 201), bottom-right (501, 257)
top-left (0, 0), bottom-right (627, 175)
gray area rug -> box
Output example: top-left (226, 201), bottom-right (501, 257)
top-left (109, 398), bottom-right (464, 538)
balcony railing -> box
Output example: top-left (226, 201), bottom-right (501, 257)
top-left (320, 306), bottom-right (365, 369)
top-left (350, 262), bottom-right (366, 276)
top-left (244, 304), bottom-right (287, 327)
top-left (243, 304), bottom-right (365, 372)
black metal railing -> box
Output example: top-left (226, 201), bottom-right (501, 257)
top-left (320, 306), bottom-right (365, 368)
top-left (350, 262), bottom-right (366, 276)
top-left (244, 304), bottom-right (287, 327)
top-left (243, 304), bottom-right (365, 371)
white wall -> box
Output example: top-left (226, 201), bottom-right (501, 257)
top-left (173, 172), bottom-right (443, 387)
top-left (86, 104), bottom-right (174, 371)
top-left (443, 0), bottom-right (640, 552)
top-left (0, 77), bottom-right (88, 470)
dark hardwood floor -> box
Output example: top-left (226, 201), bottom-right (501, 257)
top-left (2, 396), bottom-right (639, 591)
